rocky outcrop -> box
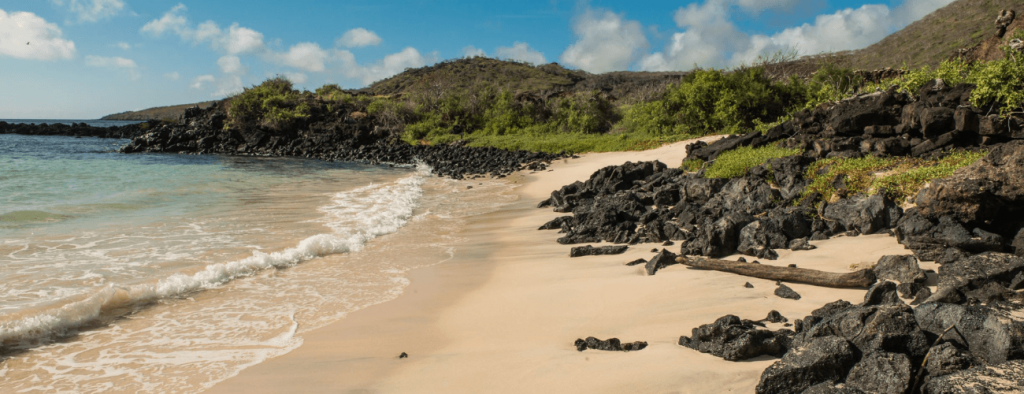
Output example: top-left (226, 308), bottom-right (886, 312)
top-left (0, 120), bottom-right (157, 139)
top-left (118, 105), bottom-right (564, 179)
top-left (574, 337), bottom-right (648, 352)
top-left (678, 315), bottom-right (792, 361)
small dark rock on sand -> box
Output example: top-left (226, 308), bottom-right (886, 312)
top-left (625, 258), bottom-right (647, 266)
top-left (745, 282), bottom-right (754, 288)
top-left (775, 284), bottom-right (801, 300)
top-left (399, 352), bottom-right (408, 359)
top-left (569, 245), bottom-right (628, 257)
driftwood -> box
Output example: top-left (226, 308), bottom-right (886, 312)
top-left (675, 256), bottom-right (876, 289)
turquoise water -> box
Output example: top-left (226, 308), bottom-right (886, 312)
top-left (0, 134), bottom-right (385, 235)
top-left (0, 133), bottom-right (518, 393)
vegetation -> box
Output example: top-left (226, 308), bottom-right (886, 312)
top-left (801, 150), bottom-right (987, 204)
top-left (703, 145), bottom-right (802, 179)
top-left (228, 77), bottom-right (312, 131)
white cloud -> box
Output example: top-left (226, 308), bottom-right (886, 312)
top-left (462, 45), bottom-right (486, 58)
top-left (222, 24), bottom-right (264, 54)
top-left (495, 42), bottom-right (547, 65)
top-left (190, 74), bottom-right (215, 89)
top-left (51, 0), bottom-right (125, 22)
top-left (338, 47), bottom-right (435, 85)
top-left (337, 28), bottom-right (382, 48)
top-left (140, 3), bottom-right (188, 37)
top-left (141, 5), bottom-right (265, 55)
top-left (0, 10), bottom-right (76, 61)
top-left (85, 55), bottom-right (139, 80)
top-left (164, 71), bottom-right (180, 80)
top-left (217, 55), bottom-right (243, 74)
top-left (560, 9), bottom-right (647, 73)
top-left (116, 41), bottom-right (130, 50)
top-left (282, 72), bottom-right (307, 84)
top-left (640, 0), bottom-right (956, 71)
top-left (279, 42), bottom-right (328, 72)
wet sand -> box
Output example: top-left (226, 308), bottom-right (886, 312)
top-left (207, 137), bottom-right (921, 393)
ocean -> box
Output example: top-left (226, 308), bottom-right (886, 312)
top-left (0, 131), bottom-right (518, 392)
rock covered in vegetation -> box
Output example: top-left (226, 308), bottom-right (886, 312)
top-left (0, 120), bottom-right (158, 139)
top-left (119, 103), bottom-right (564, 179)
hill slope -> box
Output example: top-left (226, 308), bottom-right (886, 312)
top-left (843, 0), bottom-right (1021, 69)
top-left (101, 101), bottom-right (216, 121)
top-left (358, 57), bottom-right (688, 104)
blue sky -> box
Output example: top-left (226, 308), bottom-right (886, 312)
top-left (0, 0), bottom-right (956, 118)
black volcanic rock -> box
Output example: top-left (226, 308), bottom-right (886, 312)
top-left (569, 245), bottom-right (629, 257)
top-left (679, 315), bottom-right (792, 361)
top-left (574, 337), bottom-right (647, 352)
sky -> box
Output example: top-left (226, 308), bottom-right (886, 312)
top-left (0, 0), bottom-right (957, 119)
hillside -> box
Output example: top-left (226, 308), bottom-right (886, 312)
top-left (842, 0), bottom-right (1022, 70)
top-left (101, 101), bottom-right (216, 121)
top-left (358, 57), bottom-right (688, 105)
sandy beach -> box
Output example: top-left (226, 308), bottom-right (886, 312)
top-left (207, 137), bottom-right (927, 393)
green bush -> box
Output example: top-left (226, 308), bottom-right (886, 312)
top-left (619, 101), bottom-right (678, 135)
top-left (970, 54), bottom-right (1024, 115)
top-left (704, 145), bottom-right (802, 179)
top-left (228, 77), bottom-right (310, 131)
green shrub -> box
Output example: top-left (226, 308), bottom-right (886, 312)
top-left (619, 101), bottom-right (678, 135)
top-left (704, 145), bottom-right (802, 179)
top-left (228, 77), bottom-right (309, 131)
top-left (480, 90), bottom-right (535, 135)
top-left (970, 55), bottom-right (1024, 115)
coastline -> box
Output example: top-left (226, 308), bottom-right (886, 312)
top-left (207, 137), bottom-right (920, 393)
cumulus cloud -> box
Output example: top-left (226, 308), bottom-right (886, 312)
top-left (140, 3), bottom-right (188, 36)
top-left (337, 28), bottom-right (382, 48)
top-left (279, 42), bottom-right (328, 72)
top-left (495, 42), bottom-right (547, 65)
top-left (164, 71), bottom-right (180, 80)
top-left (337, 47), bottom-right (435, 85)
top-left (190, 74), bottom-right (214, 89)
top-left (51, 0), bottom-right (125, 22)
top-left (141, 5), bottom-right (265, 55)
top-left (85, 55), bottom-right (138, 80)
top-left (0, 10), bottom-right (76, 61)
top-left (462, 45), bottom-right (486, 58)
top-left (116, 41), bottom-right (130, 50)
top-left (640, 0), bottom-right (956, 71)
top-left (560, 8), bottom-right (647, 73)
top-left (217, 55), bottom-right (243, 74)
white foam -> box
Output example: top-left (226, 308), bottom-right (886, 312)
top-left (0, 166), bottom-right (429, 346)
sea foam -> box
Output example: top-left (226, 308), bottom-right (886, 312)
top-left (0, 165), bottom-right (429, 346)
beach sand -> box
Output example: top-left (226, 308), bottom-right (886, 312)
top-left (207, 137), bottom-right (925, 393)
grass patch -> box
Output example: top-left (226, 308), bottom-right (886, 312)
top-left (803, 150), bottom-right (987, 203)
top-left (680, 157), bottom-right (706, 172)
top-left (704, 145), bottom-right (802, 179)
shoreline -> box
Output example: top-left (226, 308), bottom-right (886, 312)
top-left (206, 137), bottom-right (918, 393)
